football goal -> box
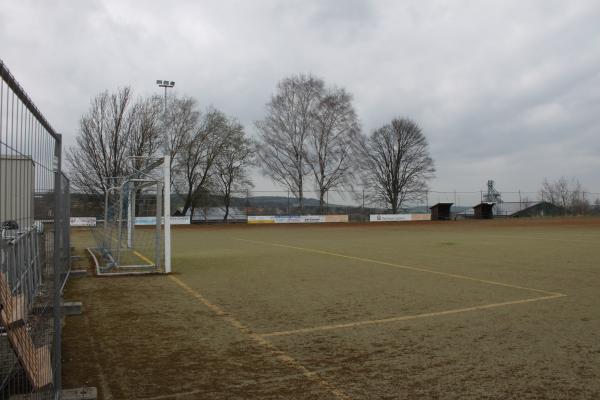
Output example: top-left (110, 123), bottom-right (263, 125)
top-left (90, 156), bottom-right (171, 275)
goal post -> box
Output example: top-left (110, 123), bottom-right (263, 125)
top-left (164, 155), bottom-right (171, 273)
top-left (91, 156), bottom-right (172, 274)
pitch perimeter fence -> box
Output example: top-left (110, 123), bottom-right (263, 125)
top-left (161, 188), bottom-right (600, 223)
top-left (1, 60), bottom-right (70, 399)
top-left (69, 188), bottom-right (600, 224)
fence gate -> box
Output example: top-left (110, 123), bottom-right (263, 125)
top-left (1, 60), bottom-right (70, 399)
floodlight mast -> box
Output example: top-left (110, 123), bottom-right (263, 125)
top-left (156, 79), bottom-right (175, 116)
top-left (155, 79), bottom-right (175, 274)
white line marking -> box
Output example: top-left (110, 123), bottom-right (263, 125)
top-left (260, 293), bottom-right (566, 337)
top-left (234, 238), bottom-right (564, 297)
top-left (169, 275), bottom-right (352, 400)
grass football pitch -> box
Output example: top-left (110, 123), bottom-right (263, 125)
top-left (63, 218), bottom-right (600, 399)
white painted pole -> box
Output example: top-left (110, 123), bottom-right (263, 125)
top-left (127, 188), bottom-right (134, 248)
top-left (164, 155), bottom-right (172, 273)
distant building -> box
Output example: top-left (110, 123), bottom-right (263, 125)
top-left (183, 207), bottom-right (247, 223)
top-left (0, 156), bottom-right (34, 231)
top-left (430, 203), bottom-right (453, 220)
top-left (508, 201), bottom-right (565, 218)
top-left (473, 202), bottom-right (495, 219)
top-left (456, 201), bottom-right (565, 218)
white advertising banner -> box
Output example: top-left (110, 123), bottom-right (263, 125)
top-left (369, 214), bottom-right (431, 222)
top-left (70, 217), bottom-right (97, 227)
top-left (135, 216), bottom-right (190, 225)
top-left (169, 216), bottom-right (191, 225)
top-left (247, 216), bottom-right (276, 224)
top-left (248, 215), bottom-right (348, 224)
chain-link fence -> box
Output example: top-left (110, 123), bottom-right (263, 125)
top-left (78, 188), bottom-right (600, 222)
top-left (68, 185), bottom-right (600, 224)
top-left (158, 188), bottom-right (598, 223)
top-left (1, 59), bottom-right (70, 399)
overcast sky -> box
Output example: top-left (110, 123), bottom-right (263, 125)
top-left (1, 0), bottom-right (599, 196)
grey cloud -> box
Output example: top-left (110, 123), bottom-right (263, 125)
top-left (1, 0), bottom-right (598, 192)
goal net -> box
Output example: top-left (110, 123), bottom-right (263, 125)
top-left (91, 156), bottom-right (171, 275)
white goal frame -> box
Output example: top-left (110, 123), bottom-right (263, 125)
top-left (97, 155), bottom-right (171, 274)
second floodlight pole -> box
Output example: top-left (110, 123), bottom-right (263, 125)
top-left (156, 80), bottom-right (175, 103)
top-left (156, 79), bottom-right (175, 145)
top-left (163, 85), bottom-right (168, 109)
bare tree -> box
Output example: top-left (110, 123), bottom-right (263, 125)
top-left (176, 107), bottom-right (229, 216)
top-left (359, 118), bottom-right (435, 213)
top-left (67, 87), bottom-right (138, 195)
top-left (307, 88), bottom-right (360, 210)
top-left (569, 179), bottom-right (589, 214)
top-left (255, 74), bottom-right (323, 213)
top-left (163, 95), bottom-right (200, 185)
top-left (541, 177), bottom-right (568, 208)
top-left (214, 121), bottom-right (254, 222)
top-left (540, 177), bottom-right (588, 214)
top-left (128, 95), bottom-right (163, 172)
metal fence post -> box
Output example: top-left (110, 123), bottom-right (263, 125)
top-left (53, 134), bottom-right (63, 399)
top-left (60, 174), bottom-right (71, 293)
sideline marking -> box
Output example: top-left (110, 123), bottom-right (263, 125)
top-left (133, 250), bottom-right (154, 265)
top-left (234, 238), bottom-right (565, 297)
top-left (168, 275), bottom-right (351, 400)
top-left (260, 293), bottom-right (565, 337)
top-left (82, 314), bottom-right (114, 399)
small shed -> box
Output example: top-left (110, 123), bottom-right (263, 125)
top-left (430, 203), bottom-right (453, 220)
top-left (474, 202), bottom-right (495, 219)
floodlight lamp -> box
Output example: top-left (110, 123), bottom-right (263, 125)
top-left (170, 81), bottom-right (175, 86)
top-left (156, 80), bottom-right (162, 85)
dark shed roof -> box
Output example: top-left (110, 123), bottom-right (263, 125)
top-left (474, 202), bottom-right (495, 219)
top-left (430, 202), bottom-right (453, 220)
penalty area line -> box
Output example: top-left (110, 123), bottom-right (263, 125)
top-left (260, 293), bottom-right (566, 338)
top-left (234, 238), bottom-right (566, 297)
